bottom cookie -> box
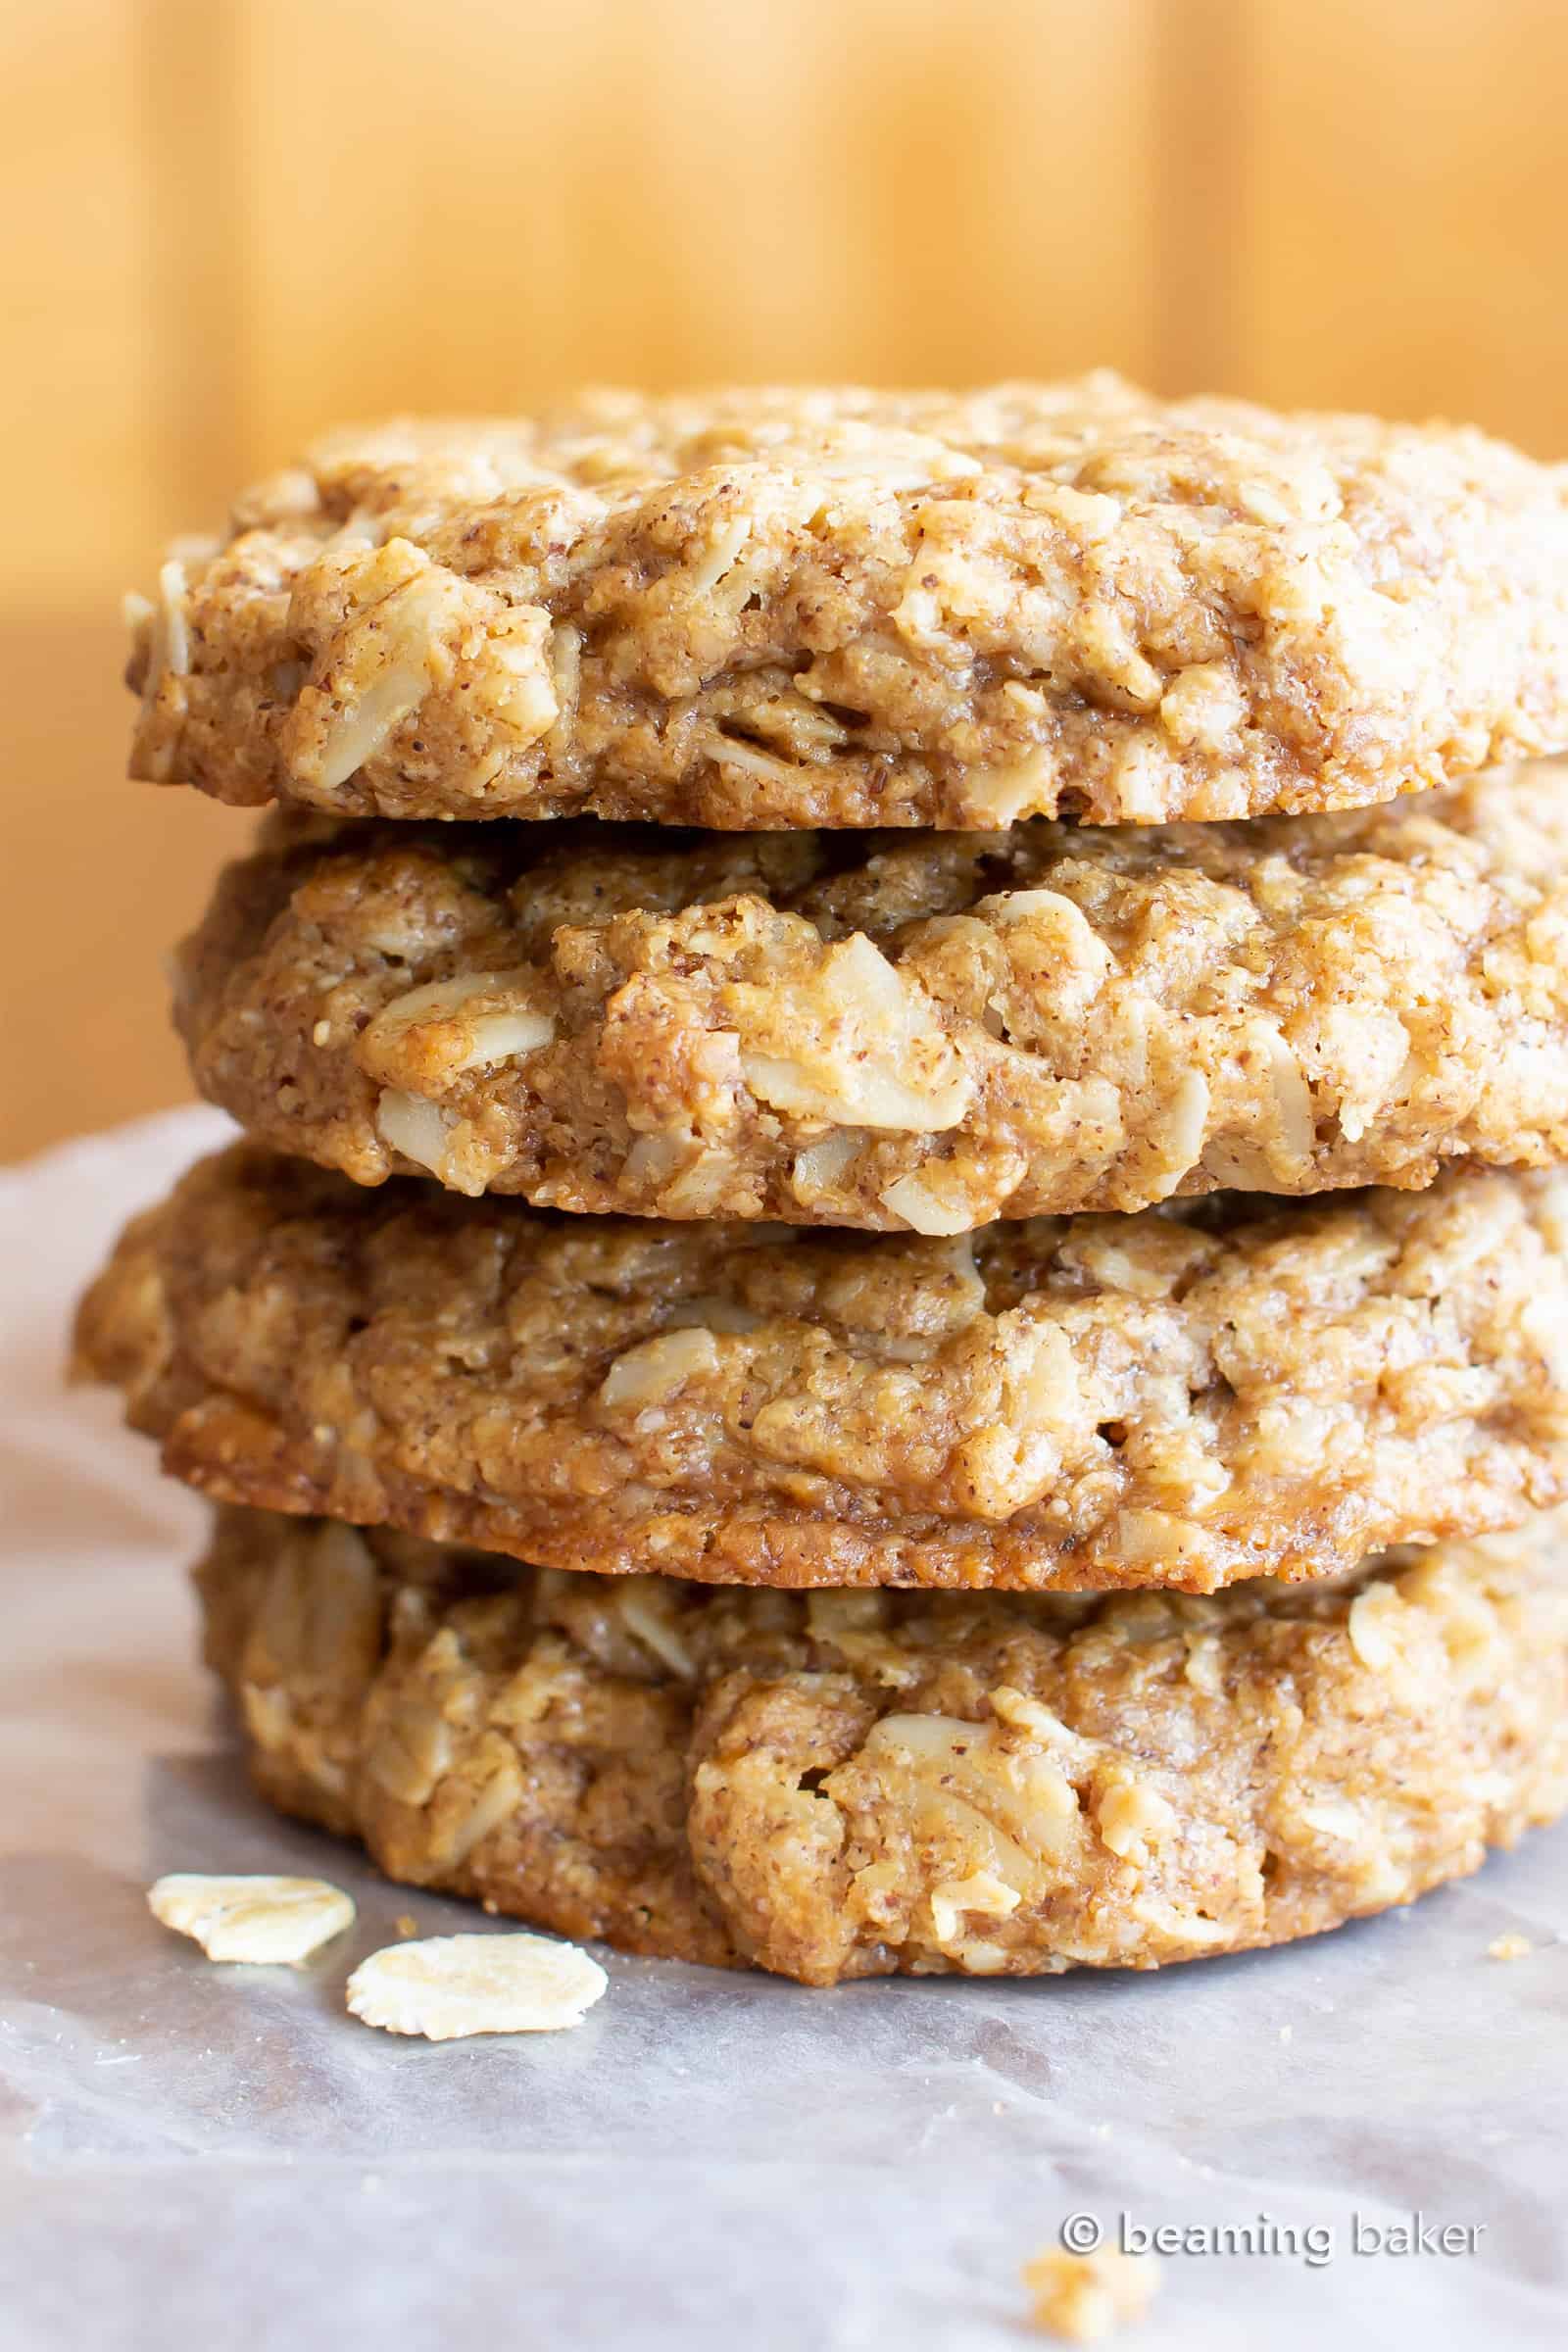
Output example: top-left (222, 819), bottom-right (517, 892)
top-left (197, 1504), bottom-right (1568, 1986)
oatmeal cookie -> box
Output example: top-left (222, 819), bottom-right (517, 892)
top-left (197, 1503), bottom-right (1568, 1984)
top-left (176, 765), bottom-right (1568, 1225)
top-left (74, 1145), bottom-right (1568, 1593)
top-left (127, 379), bottom-right (1568, 829)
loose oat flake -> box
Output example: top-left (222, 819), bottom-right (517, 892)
top-left (147, 1873), bottom-right (355, 1965)
top-left (345, 1933), bottom-right (608, 2039)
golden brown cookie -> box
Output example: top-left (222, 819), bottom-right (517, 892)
top-left (128, 380), bottom-right (1568, 829)
top-left (176, 765), bottom-right (1568, 1226)
top-left (74, 1144), bottom-right (1568, 1594)
top-left (199, 1503), bottom-right (1568, 1984)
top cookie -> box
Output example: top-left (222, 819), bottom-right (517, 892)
top-left (127, 378), bottom-right (1568, 829)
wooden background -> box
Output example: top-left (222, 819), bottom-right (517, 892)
top-left (6, 0), bottom-right (1568, 1159)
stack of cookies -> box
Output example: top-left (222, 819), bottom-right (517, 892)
top-left (77, 381), bottom-right (1568, 1985)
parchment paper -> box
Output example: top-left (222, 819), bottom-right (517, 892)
top-left (3, 1110), bottom-right (1565, 2351)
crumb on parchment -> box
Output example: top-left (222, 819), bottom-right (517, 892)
top-left (1023, 2246), bottom-right (1159, 2342)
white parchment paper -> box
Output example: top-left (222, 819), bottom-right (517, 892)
top-left (2, 1110), bottom-right (1566, 2352)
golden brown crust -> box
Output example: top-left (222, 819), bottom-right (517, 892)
top-left (198, 1504), bottom-right (1568, 1984)
top-left (128, 380), bottom-right (1568, 830)
top-left (74, 1144), bottom-right (1568, 1593)
top-left (176, 766), bottom-right (1568, 1226)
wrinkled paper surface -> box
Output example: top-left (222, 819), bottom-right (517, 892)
top-left (2, 1110), bottom-right (1565, 2350)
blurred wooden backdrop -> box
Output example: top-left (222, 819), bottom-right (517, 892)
top-left (6, 0), bottom-right (1568, 1157)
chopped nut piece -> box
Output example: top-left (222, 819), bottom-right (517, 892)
top-left (928, 1869), bottom-right (1022, 1941)
top-left (599, 1326), bottom-right (721, 1412)
top-left (363, 969), bottom-right (556, 1082)
top-left (364, 1692), bottom-right (454, 1805)
top-left (614, 1578), bottom-right (698, 1677)
top-left (1348, 1583), bottom-right (1405, 1671)
top-left (374, 1086), bottom-right (452, 1176)
top-left (345, 1932), bottom-right (607, 2038)
top-left (1095, 1780), bottom-right (1177, 1865)
top-left (685, 514), bottom-right (752, 596)
top-left (1023, 2246), bottom-right (1159, 2342)
top-left (309, 563), bottom-right (452, 792)
top-left (879, 1171), bottom-right (978, 1237)
top-left (147, 1873), bottom-right (354, 1966)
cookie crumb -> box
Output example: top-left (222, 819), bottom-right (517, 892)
top-left (1023, 2246), bottom-right (1159, 2342)
top-left (148, 1873), bottom-right (354, 1966)
top-left (1488, 1932), bottom-right (1533, 1960)
top-left (395, 1913), bottom-right (420, 1939)
top-left (346, 1932), bottom-right (608, 2039)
